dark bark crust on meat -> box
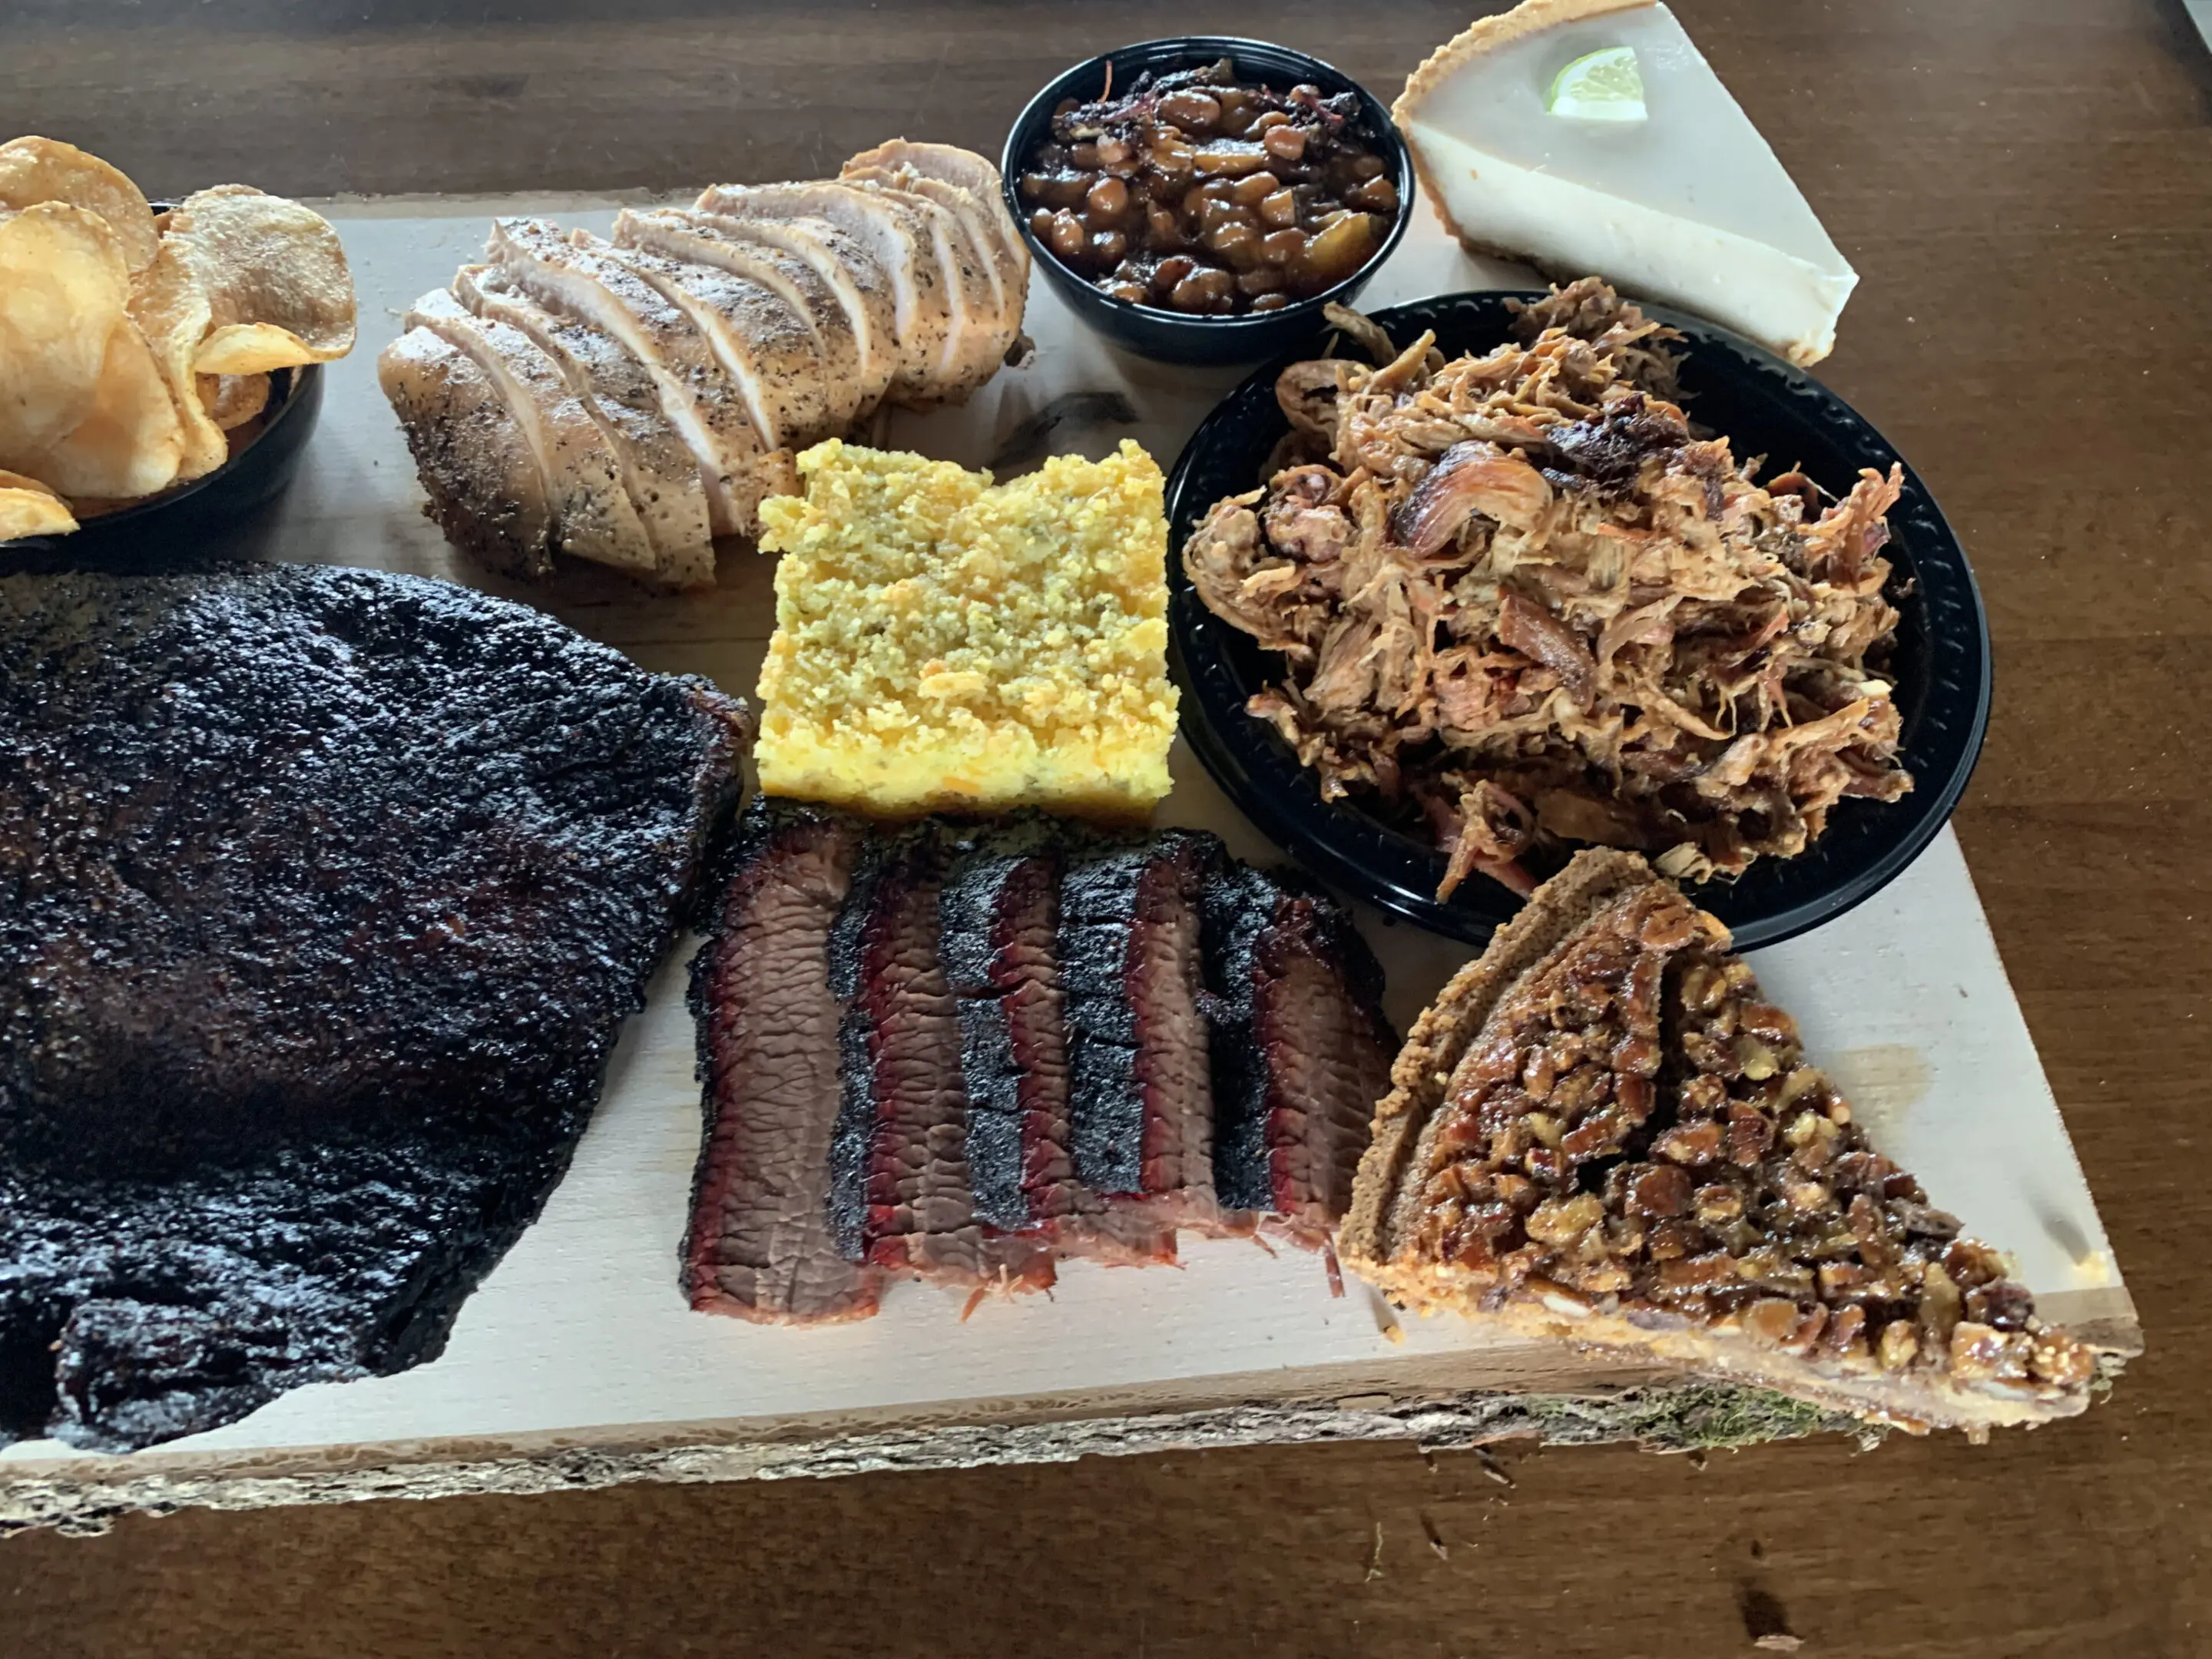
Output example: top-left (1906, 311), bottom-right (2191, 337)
top-left (824, 827), bottom-right (891, 1261)
top-left (1206, 868), bottom-right (1287, 1214)
top-left (684, 800), bottom-right (880, 1324)
top-left (684, 812), bottom-right (1400, 1321)
top-left (939, 819), bottom-right (1079, 1233)
top-left (942, 847), bottom-right (1043, 1230)
top-left (0, 565), bottom-right (750, 1451)
top-left (706, 809), bottom-right (1066, 1303)
top-left (1060, 843), bottom-right (1155, 1194)
top-left (1204, 866), bottom-right (1398, 1239)
top-left (943, 820), bottom-right (1187, 1266)
top-left (833, 829), bottom-right (1050, 1286)
top-left (1061, 831), bottom-right (1220, 1204)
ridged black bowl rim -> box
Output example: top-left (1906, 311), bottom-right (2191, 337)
top-left (1164, 290), bottom-right (1992, 952)
top-left (0, 363), bottom-right (314, 549)
top-left (999, 35), bottom-right (1417, 341)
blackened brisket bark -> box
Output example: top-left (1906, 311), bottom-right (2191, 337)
top-left (827, 826), bottom-right (1053, 1290)
top-left (939, 822), bottom-right (1174, 1267)
top-left (0, 565), bottom-right (750, 1450)
top-left (1204, 866), bottom-right (1398, 1245)
top-left (939, 822), bottom-right (1081, 1233)
top-left (1061, 832), bottom-right (1224, 1233)
top-left (684, 803), bottom-right (881, 1323)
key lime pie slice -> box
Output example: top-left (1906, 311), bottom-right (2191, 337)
top-left (1396, 0), bottom-right (1857, 364)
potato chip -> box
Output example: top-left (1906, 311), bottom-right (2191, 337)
top-left (24, 313), bottom-right (184, 499)
top-left (0, 201), bottom-right (131, 462)
top-left (128, 239), bottom-right (228, 482)
top-left (0, 137), bottom-right (160, 274)
top-left (0, 469), bottom-right (78, 541)
top-left (193, 322), bottom-right (326, 376)
top-left (199, 371), bottom-right (270, 432)
top-left (166, 185), bottom-right (355, 373)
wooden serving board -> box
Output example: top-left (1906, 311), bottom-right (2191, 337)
top-left (0, 200), bottom-right (2139, 1532)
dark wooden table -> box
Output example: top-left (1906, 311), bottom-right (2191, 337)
top-left (4, 2), bottom-right (2209, 1653)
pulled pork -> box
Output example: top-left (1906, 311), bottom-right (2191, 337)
top-left (1184, 279), bottom-right (1912, 898)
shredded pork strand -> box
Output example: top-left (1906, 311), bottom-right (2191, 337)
top-left (1184, 280), bottom-right (1912, 898)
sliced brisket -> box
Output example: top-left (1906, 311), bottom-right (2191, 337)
top-left (1204, 866), bottom-right (1398, 1246)
top-left (680, 814), bottom-right (1398, 1323)
top-left (826, 826), bottom-right (1053, 1290)
top-left (0, 565), bottom-right (750, 1450)
top-left (938, 821), bottom-right (1078, 1233)
top-left (937, 822), bottom-right (1176, 1266)
top-left (684, 801), bottom-right (881, 1323)
top-left (1061, 832), bottom-right (1224, 1233)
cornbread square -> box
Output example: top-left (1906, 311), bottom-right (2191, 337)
top-left (754, 439), bottom-right (1177, 816)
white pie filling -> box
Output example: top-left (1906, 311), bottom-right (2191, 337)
top-left (1401, 1), bottom-right (1858, 364)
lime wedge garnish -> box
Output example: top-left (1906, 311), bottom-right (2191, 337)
top-left (1547, 46), bottom-right (1646, 121)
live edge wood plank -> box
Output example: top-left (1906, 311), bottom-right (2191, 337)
top-left (4, 2), bottom-right (2210, 1655)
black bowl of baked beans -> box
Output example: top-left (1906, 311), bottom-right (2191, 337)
top-left (1002, 38), bottom-right (1415, 363)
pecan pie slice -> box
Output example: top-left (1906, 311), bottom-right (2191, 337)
top-left (1340, 850), bottom-right (2101, 1433)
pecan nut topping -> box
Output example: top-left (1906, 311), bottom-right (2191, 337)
top-left (1402, 871), bottom-right (2094, 1402)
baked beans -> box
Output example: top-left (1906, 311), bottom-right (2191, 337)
top-left (1020, 58), bottom-right (1399, 316)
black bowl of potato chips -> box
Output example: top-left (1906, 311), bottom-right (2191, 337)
top-left (0, 138), bottom-right (354, 554)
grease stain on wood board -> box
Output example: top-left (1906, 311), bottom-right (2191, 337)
top-left (1823, 1043), bottom-right (1931, 1141)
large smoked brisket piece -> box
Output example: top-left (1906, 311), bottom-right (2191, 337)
top-left (1203, 866), bottom-right (1398, 1247)
top-left (684, 801), bottom-right (882, 1323)
top-left (0, 565), bottom-right (750, 1450)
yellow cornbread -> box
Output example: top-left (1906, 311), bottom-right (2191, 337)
top-left (753, 438), bottom-right (1177, 816)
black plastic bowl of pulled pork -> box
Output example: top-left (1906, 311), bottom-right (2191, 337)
top-left (1003, 38), bottom-right (1415, 363)
top-left (1165, 288), bottom-right (1990, 951)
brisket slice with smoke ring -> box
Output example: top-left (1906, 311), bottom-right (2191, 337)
top-left (1203, 866), bottom-right (1399, 1247)
top-left (683, 803), bottom-right (882, 1323)
top-left (938, 823), bottom-right (1080, 1233)
top-left (1060, 831), bottom-right (1224, 1237)
top-left (826, 826), bottom-right (1052, 1290)
top-left (0, 565), bottom-right (750, 1450)
top-left (939, 823), bottom-right (1175, 1266)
